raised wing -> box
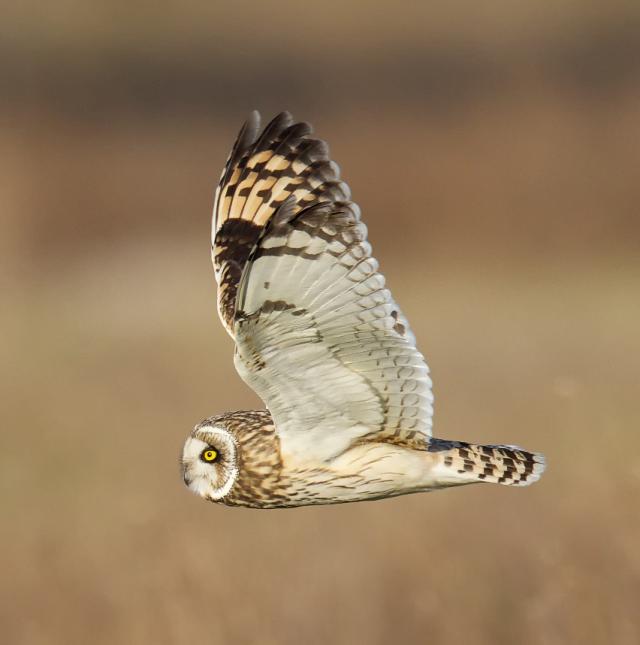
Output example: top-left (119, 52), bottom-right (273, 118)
top-left (212, 111), bottom-right (349, 337)
top-left (232, 195), bottom-right (434, 463)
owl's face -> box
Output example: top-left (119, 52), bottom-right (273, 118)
top-left (181, 422), bottom-right (239, 501)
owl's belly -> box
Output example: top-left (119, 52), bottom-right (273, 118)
top-left (271, 443), bottom-right (438, 507)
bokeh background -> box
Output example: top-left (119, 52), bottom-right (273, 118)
top-left (2, 2), bottom-right (639, 644)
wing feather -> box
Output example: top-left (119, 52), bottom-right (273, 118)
top-left (212, 112), bottom-right (349, 335)
top-left (212, 112), bottom-right (434, 462)
top-left (233, 199), bottom-right (434, 462)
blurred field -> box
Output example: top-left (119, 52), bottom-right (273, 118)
top-left (2, 2), bottom-right (640, 644)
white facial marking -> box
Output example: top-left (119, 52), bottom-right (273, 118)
top-left (182, 426), bottom-right (239, 501)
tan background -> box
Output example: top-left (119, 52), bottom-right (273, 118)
top-left (2, 2), bottom-right (639, 644)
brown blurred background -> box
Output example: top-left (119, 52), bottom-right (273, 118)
top-left (2, 2), bottom-right (639, 644)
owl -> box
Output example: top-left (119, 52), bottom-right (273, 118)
top-left (181, 112), bottom-right (546, 508)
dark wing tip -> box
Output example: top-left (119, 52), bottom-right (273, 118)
top-left (237, 110), bottom-right (261, 152)
top-left (220, 111), bottom-right (262, 187)
top-left (270, 111), bottom-right (294, 129)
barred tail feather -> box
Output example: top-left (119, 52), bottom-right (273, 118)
top-left (427, 438), bottom-right (546, 488)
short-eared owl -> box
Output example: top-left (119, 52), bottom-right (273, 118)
top-left (181, 112), bottom-right (545, 508)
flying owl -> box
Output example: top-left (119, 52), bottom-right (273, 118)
top-left (181, 111), bottom-right (546, 508)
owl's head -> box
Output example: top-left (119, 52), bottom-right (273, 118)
top-left (181, 420), bottom-right (239, 502)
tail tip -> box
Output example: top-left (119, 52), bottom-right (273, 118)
top-left (502, 446), bottom-right (546, 487)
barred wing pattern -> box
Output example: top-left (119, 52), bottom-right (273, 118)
top-left (212, 112), bottom-right (349, 337)
top-left (213, 112), bottom-right (433, 463)
top-left (232, 200), bottom-right (434, 463)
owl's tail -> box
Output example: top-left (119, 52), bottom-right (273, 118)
top-left (427, 438), bottom-right (546, 487)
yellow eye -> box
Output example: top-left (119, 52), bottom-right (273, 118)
top-left (200, 448), bottom-right (218, 463)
